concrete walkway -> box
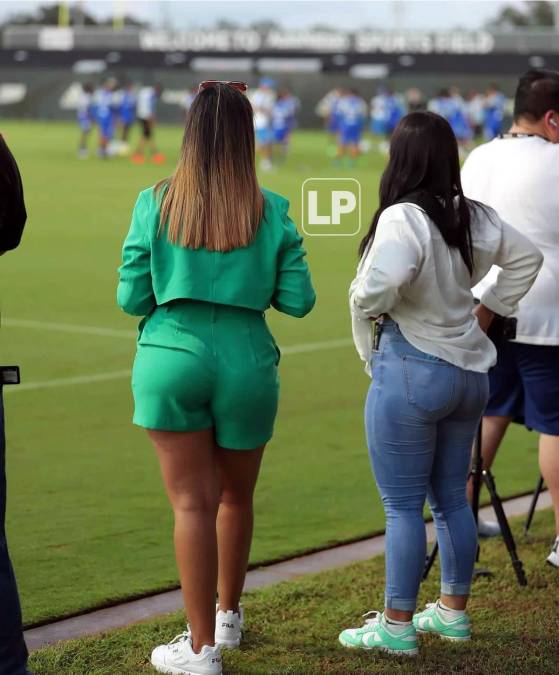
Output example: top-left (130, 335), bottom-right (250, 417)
top-left (25, 490), bottom-right (551, 652)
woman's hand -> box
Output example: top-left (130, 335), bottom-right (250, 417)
top-left (473, 303), bottom-right (495, 334)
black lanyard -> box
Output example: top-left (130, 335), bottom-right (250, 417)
top-left (498, 132), bottom-right (550, 142)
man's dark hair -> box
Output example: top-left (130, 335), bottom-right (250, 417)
top-left (514, 69), bottom-right (559, 122)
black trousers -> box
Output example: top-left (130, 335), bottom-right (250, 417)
top-left (0, 389), bottom-right (30, 675)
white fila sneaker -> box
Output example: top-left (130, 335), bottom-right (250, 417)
top-left (546, 537), bottom-right (559, 568)
top-left (150, 632), bottom-right (222, 675)
top-left (215, 605), bottom-right (244, 649)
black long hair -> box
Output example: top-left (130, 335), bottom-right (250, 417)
top-left (359, 111), bottom-right (474, 275)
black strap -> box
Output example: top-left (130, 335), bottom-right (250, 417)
top-left (498, 132), bottom-right (550, 142)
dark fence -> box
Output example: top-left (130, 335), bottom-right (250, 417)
top-left (1, 48), bottom-right (556, 127)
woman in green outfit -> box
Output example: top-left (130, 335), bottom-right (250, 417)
top-left (117, 81), bottom-right (315, 675)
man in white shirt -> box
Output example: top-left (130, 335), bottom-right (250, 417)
top-left (462, 69), bottom-right (559, 566)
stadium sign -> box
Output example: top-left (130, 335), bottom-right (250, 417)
top-left (354, 31), bottom-right (495, 54)
top-left (138, 29), bottom-right (494, 55)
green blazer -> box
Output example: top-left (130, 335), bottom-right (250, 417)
top-left (117, 186), bottom-right (316, 318)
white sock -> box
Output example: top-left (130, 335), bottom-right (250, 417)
top-left (383, 614), bottom-right (412, 633)
top-left (438, 600), bottom-right (466, 619)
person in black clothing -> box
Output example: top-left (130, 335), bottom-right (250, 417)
top-left (0, 134), bottom-right (31, 675)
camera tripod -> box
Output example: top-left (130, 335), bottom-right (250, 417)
top-left (422, 422), bottom-right (528, 586)
top-left (524, 475), bottom-right (545, 535)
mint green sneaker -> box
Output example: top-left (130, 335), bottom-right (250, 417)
top-left (338, 611), bottom-right (418, 657)
top-left (413, 602), bottom-right (471, 641)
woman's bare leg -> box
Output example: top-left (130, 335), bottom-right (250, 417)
top-left (539, 434), bottom-right (559, 535)
top-left (149, 428), bottom-right (219, 653)
top-left (216, 445), bottom-right (265, 612)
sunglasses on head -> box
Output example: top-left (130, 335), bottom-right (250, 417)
top-left (198, 80), bottom-right (248, 94)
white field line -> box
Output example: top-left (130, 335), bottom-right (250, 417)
top-left (3, 318), bottom-right (353, 393)
top-left (2, 318), bottom-right (137, 339)
top-left (7, 370), bottom-right (133, 393)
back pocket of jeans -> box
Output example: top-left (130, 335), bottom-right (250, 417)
top-left (402, 355), bottom-right (455, 415)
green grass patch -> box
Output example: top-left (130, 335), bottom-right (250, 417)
top-left (2, 121), bottom-right (542, 625)
top-left (29, 509), bottom-right (559, 674)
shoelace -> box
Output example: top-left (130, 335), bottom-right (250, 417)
top-left (360, 610), bottom-right (382, 630)
top-left (167, 630), bottom-right (190, 654)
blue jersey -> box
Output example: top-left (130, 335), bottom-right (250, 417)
top-left (272, 98), bottom-right (297, 131)
top-left (430, 96), bottom-right (455, 120)
top-left (94, 89), bottom-right (116, 123)
top-left (93, 89), bottom-right (117, 139)
top-left (449, 97), bottom-right (472, 141)
top-left (484, 92), bottom-right (506, 139)
top-left (338, 95), bottom-right (367, 130)
top-left (430, 96), bottom-right (471, 140)
top-left (120, 91), bottom-right (136, 124)
top-left (385, 95), bottom-right (405, 133)
top-left (328, 96), bottom-right (344, 133)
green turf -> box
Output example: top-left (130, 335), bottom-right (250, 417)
top-left (1, 121), bottom-right (541, 626)
top-left (29, 510), bottom-right (559, 674)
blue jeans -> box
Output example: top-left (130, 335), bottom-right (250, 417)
top-left (0, 388), bottom-right (31, 675)
top-left (366, 322), bottom-right (489, 611)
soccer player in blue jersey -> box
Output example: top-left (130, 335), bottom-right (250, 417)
top-left (385, 89), bottom-right (406, 136)
top-left (316, 87), bottom-right (344, 142)
top-left (76, 82), bottom-right (94, 159)
top-left (370, 87), bottom-right (405, 154)
top-left (272, 89), bottom-right (299, 162)
top-left (119, 82), bottom-right (137, 147)
top-left (336, 89), bottom-right (367, 166)
top-left (449, 86), bottom-right (474, 147)
top-left (370, 87), bottom-right (390, 137)
top-left (483, 83), bottom-right (506, 140)
top-left (429, 88), bottom-right (472, 149)
top-left (94, 79), bottom-right (118, 158)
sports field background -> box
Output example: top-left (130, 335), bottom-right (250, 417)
top-left (1, 121), bottom-right (540, 626)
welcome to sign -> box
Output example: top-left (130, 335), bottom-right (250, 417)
top-left (138, 29), bottom-right (495, 55)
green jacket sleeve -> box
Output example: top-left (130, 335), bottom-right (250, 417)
top-left (271, 205), bottom-right (316, 318)
top-left (117, 192), bottom-right (156, 316)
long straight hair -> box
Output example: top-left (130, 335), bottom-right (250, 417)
top-left (359, 111), bottom-right (474, 275)
top-left (156, 83), bottom-right (263, 251)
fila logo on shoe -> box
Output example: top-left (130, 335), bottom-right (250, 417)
top-left (222, 622), bottom-right (235, 628)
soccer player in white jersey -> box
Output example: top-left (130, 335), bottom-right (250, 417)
top-left (249, 78), bottom-right (276, 171)
top-left (132, 84), bottom-right (164, 165)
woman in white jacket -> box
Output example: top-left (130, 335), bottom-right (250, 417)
top-left (338, 111), bottom-right (543, 657)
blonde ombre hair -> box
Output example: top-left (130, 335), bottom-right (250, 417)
top-left (155, 83), bottom-right (264, 251)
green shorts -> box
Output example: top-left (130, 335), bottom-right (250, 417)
top-left (131, 300), bottom-right (280, 450)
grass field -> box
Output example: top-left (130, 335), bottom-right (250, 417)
top-left (29, 510), bottom-right (559, 674)
top-left (1, 120), bottom-right (541, 626)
